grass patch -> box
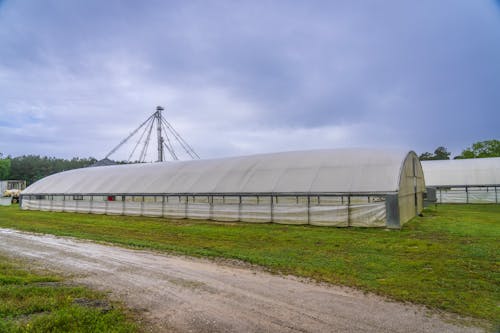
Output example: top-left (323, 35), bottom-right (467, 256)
top-left (0, 254), bottom-right (137, 332)
top-left (0, 204), bottom-right (498, 324)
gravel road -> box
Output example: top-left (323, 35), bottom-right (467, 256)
top-left (0, 228), bottom-right (481, 333)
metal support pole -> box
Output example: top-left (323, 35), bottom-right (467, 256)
top-left (347, 196), bottom-right (351, 227)
top-left (209, 195), bottom-right (213, 221)
top-left (466, 186), bottom-right (469, 204)
top-left (238, 195), bottom-right (242, 222)
top-left (156, 106), bottom-right (164, 162)
top-left (161, 196), bottom-right (165, 218)
top-left (270, 196), bottom-right (274, 223)
top-left (495, 186), bottom-right (498, 204)
top-left (307, 195), bottom-right (311, 225)
top-left (184, 195), bottom-right (188, 219)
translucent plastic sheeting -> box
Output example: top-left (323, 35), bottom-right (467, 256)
top-left (75, 201), bottom-right (91, 214)
top-left (469, 189), bottom-right (497, 203)
top-left (124, 202), bottom-right (142, 216)
top-left (349, 203), bottom-right (386, 227)
top-left (91, 201), bottom-right (106, 214)
top-left (240, 205), bottom-right (272, 223)
top-left (106, 201), bottom-right (124, 215)
top-left (211, 204), bottom-right (240, 222)
top-left (143, 202), bottom-right (163, 217)
top-left (164, 203), bottom-right (186, 219)
top-left (437, 188), bottom-right (498, 203)
top-left (186, 203), bottom-right (211, 220)
top-left (22, 196), bottom-right (390, 227)
top-left (21, 199), bottom-right (36, 209)
top-left (422, 157), bottom-right (500, 187)
top-left (23, 149), bottom-right (414, 195)
top-left (0, 198), bottom-right (12, 206)
top-left (273, 204), bottom-right (308, 225)
top-left (309, 206), bottom-right (348, 227)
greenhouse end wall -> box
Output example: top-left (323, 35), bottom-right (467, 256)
top-left (398, 152), bottom-right (425, 225)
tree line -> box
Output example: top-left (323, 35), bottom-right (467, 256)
top-left (1, 139), bottom-right (499, 185)
top-left (419, 139), bottom-right (499, 161)
top-left (0, 154), bottom-right (97, 185)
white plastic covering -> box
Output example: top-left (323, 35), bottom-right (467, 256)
top-left (23, 149), bottom-right (410, 195)
top-left (0, 197), bottom-right (11, 206)
top-left (436, 187), bottom-right (498, 204)
top-left (422, 158), bottom-right (499, 204)
top-left (21, 149), bottom-right (422, 227)
top-left (22, 196), bottom-right (387, 226)
top-left (422, 158), bottom-right (500, 186)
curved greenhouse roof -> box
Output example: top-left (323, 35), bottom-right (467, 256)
top-left (24, 148), bottom-right (415, 195)
top-left (422, 157), bottom-right (500, 187)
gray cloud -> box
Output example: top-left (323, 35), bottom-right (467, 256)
top-left (0, 0), bottom-right (499, 160)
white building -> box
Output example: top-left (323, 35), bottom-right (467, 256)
top-left (422, 157), bottom-right (500, 204)
top-left (21, 148), bottom-right (425, 228)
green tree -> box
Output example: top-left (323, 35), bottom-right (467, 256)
top-left (8, 155), bottom-right (97, 185)
top-left (0, 153), bottom-right (11, 179)
top-left (454, 139), bottom-right (500, 159)
top-left (419, 146), bottom-right (451, 161)
top-left (419, 152), bottom-right (434, 161)
top-left (433, 146), bottom-right (451, 160)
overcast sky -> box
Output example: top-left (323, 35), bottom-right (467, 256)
top-left (0, 0), bottom-right (499, 161)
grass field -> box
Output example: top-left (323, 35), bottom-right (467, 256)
top-left (0, 204), bottom-right (498, 325)
top-left (0, 254), bottom-right (137, 332)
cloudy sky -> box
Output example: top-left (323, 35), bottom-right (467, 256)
top-left (0, 0), bottom-right (499, 161)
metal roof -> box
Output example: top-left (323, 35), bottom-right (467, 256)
top-left (422, 157), bottom-right (500, 186)
top-left (23, 149), bottom-right (415, 195)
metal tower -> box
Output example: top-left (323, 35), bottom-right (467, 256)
top-left (104, 106), bottom-right (200, 163)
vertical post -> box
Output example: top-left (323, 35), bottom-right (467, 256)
top-left (307, 195), bottom-right (311, 225)
top-left (270, 195), bottom-right (274, 223)
top-left (156, 106), bottom-right (164, 162)
top-left (495, 186), bottom-right (498, 204)
top-left (161, 196), bottom-right (165, 218)
top-left (238, 195), bottom-right (242, 222)
top-left (347, 196), bottom-right (351, 227)
top-left (209, 195), bottom-right (213, 221)
top-left (184, 195), bottom-right (188, 219)
top-left (465, 186), bottom-right (469, 204)
top-left (104, 195), bottom-right (108, 214)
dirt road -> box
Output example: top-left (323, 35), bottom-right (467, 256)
top-left (0, 228), bottom-right (480, 332)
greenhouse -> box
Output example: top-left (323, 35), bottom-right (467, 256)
top-left (422, 157), bottom-right (500, 204)
top-left (20, 149), bottom-right (424, 228)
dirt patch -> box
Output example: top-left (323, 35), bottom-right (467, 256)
top-left (0, 228), bottom-right (483, 333)
top-left (73, 298), bottom-right (113, 313)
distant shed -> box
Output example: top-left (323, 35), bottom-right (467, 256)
top-left (21, 148), bottom-right (424, 228)
top-left (422, 157), bottom-right (500, 204)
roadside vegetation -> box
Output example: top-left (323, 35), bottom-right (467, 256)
top-left (0, 254), bottom-right (137, 332)
top-left (0, 204), bottom-right (498, 325)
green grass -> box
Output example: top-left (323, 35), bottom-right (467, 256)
top-left (0, 254), bottom-right (137, 333)
top-left (0, 204), bottom-right (498, 325)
